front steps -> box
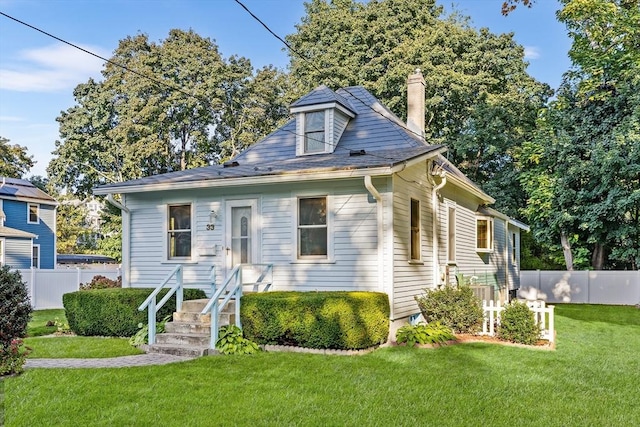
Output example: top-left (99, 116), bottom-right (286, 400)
top-left (145, 298), bottom-right (236, 357)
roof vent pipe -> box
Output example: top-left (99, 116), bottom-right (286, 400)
top-left (407, 68), bottom-right (425, 137)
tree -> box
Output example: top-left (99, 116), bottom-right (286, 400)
top-left (286, 0), bottom-right (550, 217)
top-left (520, 0), bottom-right (640, 269)
top-left (0, 137), bottom-right (33, 178)
top-left (48, 30), bottom-right (290, 198)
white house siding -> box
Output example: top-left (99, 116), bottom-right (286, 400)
top-left (332, 110), bottom-right (350, 146)
top-left (437, 189), bottom-right (491, 283)
top-left (3, 238), bottom-right (32, 269)
top-left (391, 162), bottom-right (435, 320)
top-left (125, 179), bottom-right (380, 293)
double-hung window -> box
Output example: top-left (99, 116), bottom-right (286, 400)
top-left (304, 111), bottom-right (326, 153)
top-left (28, 203), bottom-right (39, 224)
top-left (168, 204), bottom-right (192, 259)
top-left (298, 197), bottom-right (327, 258)
top-left (32, 245), bottom-right (40, 268)
top-left (476, 217), bottom-right (494, 252)
top-left (447, 206), bottom-right (456, 262)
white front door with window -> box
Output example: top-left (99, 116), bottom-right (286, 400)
top-left (225, 200), bottom-right (258, 281)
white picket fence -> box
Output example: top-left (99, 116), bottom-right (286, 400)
top-left (18, 267), bottom-right (121, 310)
top-left (481, 300), bottom-right (555, 343)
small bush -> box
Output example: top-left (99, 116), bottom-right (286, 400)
top-left (63, 288), bottom-right (206, 337)
top-left (80, 275), bottom-right (122, 290)
top-left (0, 266), bottom-right (33, 375)
top-left (497, 301), bottom-right (541, 345)
top-left (395, 322), bottom-right (454, 347)
top-left (242, 291), bottom-right (390, 350)
top-left (216, 325), bottom-right (260, 355)
top-left (0, 338), bottom-right (31, 376)
top-left (415, 285), bottom-right (483, 334)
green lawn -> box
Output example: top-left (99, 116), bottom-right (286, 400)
top-left (4, 304), bottom-right (640, 426)
top-left (26, 309), bottom-right (66, 337)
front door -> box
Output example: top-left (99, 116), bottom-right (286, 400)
top-left (225, 200), bottom-right (258, 274)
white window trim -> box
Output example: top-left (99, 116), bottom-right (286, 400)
top-left (32, 244), bottom-right (40, 269)
top-left (163, 202), bottom-right (196, 264)
top-left (511, 232), bottom-right (518, 265)
top-left (446, 204), bottom-right (457, 264)
top-left (0, 238), bottom-right (4, 266)
top-left (27, 203), bottom-right (40, 224)
top-left (476, 216), bottom-right (494, 253)
top-left (0, 199), bottom-right (4, 226)
top-left (297, 110), bottom-right (332, 156)
top-left (292, 194), bottom-right (333, 263)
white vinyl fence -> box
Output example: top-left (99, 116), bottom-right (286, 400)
top-left (482, 300), bottom-right (555, 343)
top-left (520, 270), bottom-right (640, 305)
top-left (18, 267), bottom-right (121, 310)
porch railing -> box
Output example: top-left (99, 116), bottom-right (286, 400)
top-left (138, 265), bottom-right (216, 345)
top-left (201, 263), bottom-right (273, 349)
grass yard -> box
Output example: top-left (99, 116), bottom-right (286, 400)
top-left (4, 304), bottom-right (640, 426)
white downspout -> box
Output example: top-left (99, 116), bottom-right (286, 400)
top-left (105, 194), bottom-right (130, 287)
top-left (428, 162), bottom-right (446, 288)
top-left (364, 175), bottom-right (386, 303)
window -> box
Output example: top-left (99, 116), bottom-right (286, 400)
top-left (512, 232), bottom-right (517, 263)
top-left (304, 111), bottom-right (326, 153)
top-left (32, 245), bottom-right (40, 268)
top-left (28, 203), bottom-right (39, 224)
top-left (447, 207), bottom-right (456, 262)
top-left (410, 199), bottom-right (420, 260)
top-left (476, 217), bottom-right (493, 252)
top-left (298, 197), bottom-right (327, 258)
top-left (167, 204), bottom-right (192, 259)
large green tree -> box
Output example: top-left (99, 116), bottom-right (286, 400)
top-left (48, 29), bottom-right (290, 198)
top-left (286, 0), bottom-right (550, 216)
top-left (520, 0), bottom-right (640, 270)
top-left (0, 137), bottom-right (33, 178)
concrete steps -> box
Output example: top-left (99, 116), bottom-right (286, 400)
top-left (145, 298), bottom-right (235, 357)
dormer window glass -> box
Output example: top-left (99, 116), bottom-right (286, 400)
top-left (304, 111), bottom-right (326, 153)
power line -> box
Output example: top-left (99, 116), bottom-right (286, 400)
top-left (232, 0), bottom-right (429, 144)
top-left (0, 11), bottom-right (197, 101)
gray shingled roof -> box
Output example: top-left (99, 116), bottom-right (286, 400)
top-left (0, 177), bottom-right (57, 204)
top-left (95, 85), bottom-right (446, 193)
top-left (0, 225), bottom-right (36, 239)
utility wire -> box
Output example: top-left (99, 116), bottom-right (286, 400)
top-left (232, 0), bottom-right (430, 144)
top-left (0, 11), bottom-right (197, 101)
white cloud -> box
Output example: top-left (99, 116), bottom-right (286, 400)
top-left (524, 46), bottom-right (541, 60)
top-left (0, 43), bottom-right (108, 92)
top-left (0, 115), bottom-right (24, 122)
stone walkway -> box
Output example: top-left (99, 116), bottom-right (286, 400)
top-left (25, 353), bottom-right (196, 369)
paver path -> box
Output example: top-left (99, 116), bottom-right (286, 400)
top-left (25, 353), bottom-right (195, 369)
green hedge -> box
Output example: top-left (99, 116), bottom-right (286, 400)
top-left (241, 291), bottom-right (390, 350)
top-left (63, 288), bottom-right (206, 337)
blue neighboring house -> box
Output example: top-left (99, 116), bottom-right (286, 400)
top-left (0, 177), bottom-right (57, 269)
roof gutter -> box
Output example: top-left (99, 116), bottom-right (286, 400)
top-left (106, 194), bottom-right (129, 213)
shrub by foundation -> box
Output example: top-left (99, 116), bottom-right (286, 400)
top-left (63, 288), bottom-right (206, 337)
top-left (241, 291), bottom-right (390, 350)
top-left (415, 285), bottom-right (483, 334)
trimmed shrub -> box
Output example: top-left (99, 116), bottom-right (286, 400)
top-left (395, 322), bottom-right (455, 347)
top-left (0, 266), bottom-right (33, 376)
top-left (415, 285), bottom-right (483, 334)
top-left (241, 291), bottom-right (390, 350)
top-left (63, 288), bottom-right (206, 337)
top-left (0, 266), bottom-right (32, 349)
top-left (497, 300), bottom-right (541, 345)
top-left (80, 275), bottom-right (122, 290)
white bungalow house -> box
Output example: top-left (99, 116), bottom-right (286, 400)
top-left (94, 70), bottom-right (528, 330)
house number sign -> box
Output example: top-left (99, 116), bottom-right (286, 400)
top-left (206, 224), bottom-right (215, 230)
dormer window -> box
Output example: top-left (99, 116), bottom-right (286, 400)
top-left (290, 85), bottom-right (356, 157)
top-left (304, 111), bottom-right (326, 153)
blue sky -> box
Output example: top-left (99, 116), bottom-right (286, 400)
top-left (0, 0), bottom-right (571, 178)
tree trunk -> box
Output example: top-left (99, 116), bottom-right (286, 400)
top-left (591, 242), bottom-right (605, 270)
top-left (560, 231), bottom-right (574, 271)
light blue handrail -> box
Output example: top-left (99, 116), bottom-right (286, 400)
top-left (138, 265), bottom-right (216, 345)
top-left (201, 263), bottom-right (273, 350)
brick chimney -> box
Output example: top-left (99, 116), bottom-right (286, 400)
top-left (407, 68), bottom-right (425, 137)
